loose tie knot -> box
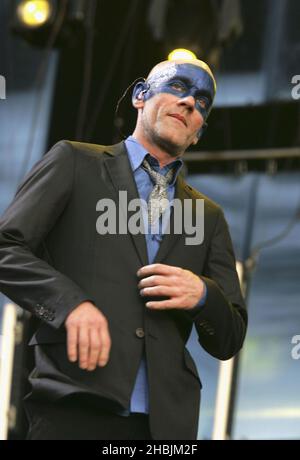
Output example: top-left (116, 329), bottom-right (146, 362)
top-left (142, 158), bottom-right (174, 230)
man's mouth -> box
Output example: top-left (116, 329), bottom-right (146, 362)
top-left (168, 113), bottom-right (187, 127)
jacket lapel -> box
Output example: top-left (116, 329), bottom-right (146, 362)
top-left (102, 142), bottom-right (149, 266)
top-left (153, 174), bottom-right (191, 263)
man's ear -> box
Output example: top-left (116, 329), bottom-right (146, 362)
top-left (132, 81), bottom-right (148, 108)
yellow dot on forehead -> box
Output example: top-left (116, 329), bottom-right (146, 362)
top-left (147, 59), bottom-right (217, 92)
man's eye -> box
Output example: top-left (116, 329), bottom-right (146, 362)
top-left (170, 82), bottom-right (185, 92)
top-left (197, 98), bottom-right (207, 109)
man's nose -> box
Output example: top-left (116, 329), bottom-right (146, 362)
top-left (177, 94), bottom-right (196, 110)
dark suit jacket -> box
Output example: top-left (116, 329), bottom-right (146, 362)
top-left (0, 140), bottom-right (247, 440)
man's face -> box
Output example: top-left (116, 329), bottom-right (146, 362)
top-left (135, 62), bottom-right (216, 155)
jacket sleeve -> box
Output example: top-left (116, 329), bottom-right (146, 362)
top-left (0, 140), bottom-right (93, 330)
top-left (187, 207), bottom-right (248, 360)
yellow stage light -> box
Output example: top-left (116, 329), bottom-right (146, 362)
top-left (168, 48), bottom-right (198, 61)
top-left (17, 0), bottom-right (53, 28)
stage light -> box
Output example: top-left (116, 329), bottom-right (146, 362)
top-left (16, 0), bottom-right (54, 29)
top-left (168, 48), bottom-right (197, 61)
top-left (12, 0), bottom-right (89, 48)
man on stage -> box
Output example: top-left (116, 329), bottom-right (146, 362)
top-left (0, 58), bottom-right (247, 440)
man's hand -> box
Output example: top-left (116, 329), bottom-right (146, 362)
top-left (65, 301), bottom-right (111, 371)
top-left (137, 263), bottom-right (205, 310)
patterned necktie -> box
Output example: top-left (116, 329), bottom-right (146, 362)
top-left (142, 158), bottom-right (174, 230)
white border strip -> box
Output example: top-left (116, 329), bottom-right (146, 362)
top-left (212, 261), bottom-right (244, 440)
top-left (0, 303), bottom-right (17, 440)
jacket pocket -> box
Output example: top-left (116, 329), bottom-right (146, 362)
top-left (28, 324), bottom-right (66, 345)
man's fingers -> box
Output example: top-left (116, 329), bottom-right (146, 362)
top-left (87, 328), bottom-right (101, 371)
top-left (137, 263), bottom-right (181, 278)
top-left (65, 303), bottom-right (111, 370)
top-left (146, 298), bottom-right (178, 309)
top-left (67, 325), bottom-right (78, 362)
top-left (140, 285), bottom-right (177, 297)
top-left (78, 327), bottom-right (89, 369)
top-left (98, 323), bottom-right (111, 367)
top-left (138, 274), bottom-right (172, 289)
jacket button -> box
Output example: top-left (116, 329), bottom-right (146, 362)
top-left (135, 328), bottom-right (145, 338)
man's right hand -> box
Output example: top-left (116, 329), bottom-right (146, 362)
top-left (65, 301), bottom-right (111, 371)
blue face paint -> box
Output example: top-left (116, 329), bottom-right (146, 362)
top-left (139, 63), bottom-right (216, 121)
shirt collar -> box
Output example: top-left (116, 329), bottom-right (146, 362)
top-left (125, 135), bottom-right (183, 185)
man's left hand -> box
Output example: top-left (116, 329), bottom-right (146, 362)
top-left (137, 263), bottom-right (205, 310)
